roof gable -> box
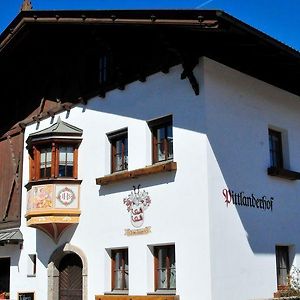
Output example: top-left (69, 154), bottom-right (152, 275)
top-left (0, 9), bottom-right (299, 136)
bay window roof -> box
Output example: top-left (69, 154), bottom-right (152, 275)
top-left (26, 118), bottom-right (83, 145)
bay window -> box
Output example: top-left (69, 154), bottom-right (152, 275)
top-left (29, 142), bottom-right (79, 181)
top-left (27, 118), bottom-right (82, 182)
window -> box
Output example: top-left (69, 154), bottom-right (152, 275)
top-left (30, 143), bottom-right (79, 180)
top-left (276, 246), bottom-right (290, 288)
top-left (27, 254), bottom-right (36, 277)
top-left (148, 115), bottom-right (173, 163)
top-left (269, 129), bottom-right (283, 168)
top-left (107, 129), bottom-right (128, 173)
top-left (0, 258), bottom-right (10, 297)
top-left (26, 118), bottom-right (82, 182)
top-left (39, 147), bottom-right (52, 178)
top-left (154, 245), bottom-right (176, 291)
top-left (111, 249), bottom-right (128, 291)
top-left (18, 292), bottom-right (34, 300)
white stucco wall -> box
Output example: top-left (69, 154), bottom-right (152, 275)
top-left (1, 56), bottom-right (300, 300)
top-left (7, 63), bottom-right (212, 300)
top-left (203, 57), bottom-right (300, 300)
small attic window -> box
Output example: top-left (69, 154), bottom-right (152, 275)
top-left (26, 118), bottom-right (83, 181)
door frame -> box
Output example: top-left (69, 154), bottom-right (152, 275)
top-left (48, 243), bottom-right (87, 300)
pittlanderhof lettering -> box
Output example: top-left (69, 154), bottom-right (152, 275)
top-left (223, 189), bottom-right (274, 211)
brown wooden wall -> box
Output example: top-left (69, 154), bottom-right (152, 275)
top-left (0, 131), bottom-right (23, 229)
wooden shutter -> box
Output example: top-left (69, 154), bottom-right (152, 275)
top-left (0, 131), bottom-right (23, 229)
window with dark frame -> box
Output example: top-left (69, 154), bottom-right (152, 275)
top-left (111, 249), bottom-right (128, 291)
top-left (27, 254), bottom-right (37, 277)
top-left (29, 142), bottom-right (79, 181)
top-left (108, 129), bottom-right (128, 173)
top-left (276, 246), bottom-right (290, 288)
top-left (269, 129), bottom-right (283, 169)
top-left (148, 115), bottom-right (173, 164)
top-left (154, 245), bottom-right (176, 291)
top-left (0, 258), bottom-right (10, 297)
top-left (39, 147), bottom-right (52, 178)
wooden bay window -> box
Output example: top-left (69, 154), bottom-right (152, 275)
top-left (27, 118), bottom-right (82, 182)
top-left (29, 141), bottom-right (79, 181)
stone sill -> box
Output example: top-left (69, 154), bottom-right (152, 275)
top-left (96, 161), bottom-right (177, 185)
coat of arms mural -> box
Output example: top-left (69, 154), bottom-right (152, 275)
top-left (123, 185), bottom-right (151, 228)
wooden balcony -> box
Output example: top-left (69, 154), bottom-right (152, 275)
top-left (25, 180), bottom-right (81, 242)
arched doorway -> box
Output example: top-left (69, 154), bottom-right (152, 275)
top-left (59, 253), bottom-right (83, 300)
top-left (48, 243), bottom-right (88, 300)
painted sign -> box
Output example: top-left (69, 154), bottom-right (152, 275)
top-left (124, 226), bottom-right (152, 236)
top-left (223, 189), bottom-right (274, 211)
top-left (55, 184), bottom-right (79, 209)
top-left (123, 185), bottom-right (151, 228)
top-left (57, 187), bottom-right (76, 206)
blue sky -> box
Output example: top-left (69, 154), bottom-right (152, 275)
top-left (0, 0), bottom-right (299, 51)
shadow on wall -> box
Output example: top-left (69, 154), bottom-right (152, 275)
top-left (78, 65), bottom-right (205, 135)
top-left (56, 61), bottom-right (300, 256)
top-left (36, 225), bottom-right (78, 268)
top-left (98, 171), bottom-right (176, 196)
top-left (6, 245), bottom-right (21, 267)
top-left (206, 118), bottom-right (300, 254)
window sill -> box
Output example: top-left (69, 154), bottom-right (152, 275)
top-left (25, 178), bottom-right (82, 190)
top-left (267, 167), bottom-right (300, 180)
top-left (96, 161), bottom-right (177, 186)
top-left (148, 290), bottom-right (176, 295)
top-left (104, 291), bottom-right (129, 295)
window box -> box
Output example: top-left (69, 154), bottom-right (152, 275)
top-left (96, 161), bottom-right (177, 186)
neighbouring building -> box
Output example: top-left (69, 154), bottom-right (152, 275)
top-left (0, 8), bottom-right (300, 300)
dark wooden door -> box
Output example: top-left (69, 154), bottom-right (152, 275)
top-left (59, 253), bottom-right (82, 300)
